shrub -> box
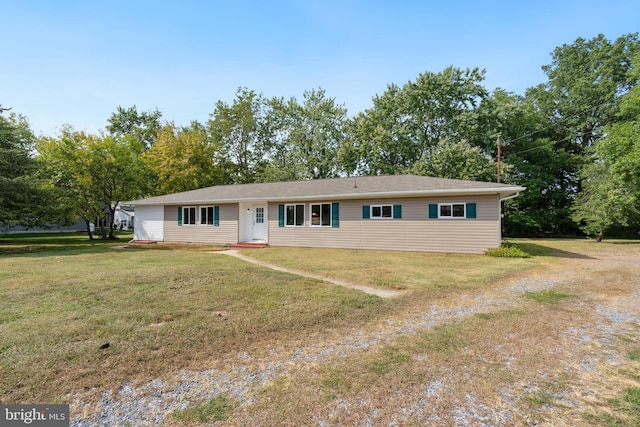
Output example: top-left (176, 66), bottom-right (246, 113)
top-left (486, 242), bottom-right (531, 258)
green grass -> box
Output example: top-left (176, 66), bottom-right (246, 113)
top-left (628, 349), bottom-right (640, 362)
top-left (584, 387), bottom-right (640, 426)
top-left (366, 348), bottom-right (411, 376)
top-left (475, 309), bottom-right (525, 320)
top-left (0, 231), bottom-right (133, 255)
top-left (524, 289), bottom-right (573, 305)
top-left (0, 234), bottom-right (544, 407)
top-left (523, 390), bottom-right (560, 407)
top-left (417, 324), bottom-right (464, 355)
top-left (171, 394), bottom-right (238, 423)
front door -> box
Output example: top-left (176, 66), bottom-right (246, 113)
top-left (252, 204), bottom-right (267, 241)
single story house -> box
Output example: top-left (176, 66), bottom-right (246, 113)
top-left (126, 174), bottom-right (525, 254)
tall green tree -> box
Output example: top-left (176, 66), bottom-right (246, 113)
top-left (106, 105), bottom-right (163, 149)
top-left (263, 88), bottom-right (348, 181)
top-left (496, 92), bottom-right (580, 236)
top-left (0, 107), bottom-right (56, 228)
top-left (144, 122), bottom-right (225, 194)
top-left (38, 128), bottom-right (146, 239)
top-left (347, 67), bottom-right (491, 175)
top-left (208, 88), bottom-right (270, 184)
top-left (88, 134), bottom-right (147, 238)
top-left (573, 51), bottom-right (640, 239)
top-left (260, 96), bottom-right (307, 182)
top-left (503, 33), bottom-right (639, 236)
top-left (38, 128), bottom-right (102, 238)
top-left (536, 33), bottom-right (638, 150)
top-left (572, 160), bottom-right (636, 241)
top-left (410, 139), bottom-right (499, 182)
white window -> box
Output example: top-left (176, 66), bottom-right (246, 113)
top-left (200, 206), bottom-right (215, 225)
top-left (285, 204), bottom-right (305, 227)
top-left (256, 207), bottom-right (264, 224)
top-left (311, 203), bottom-right (331, 226)
top-left (183, 206), bottom-right (197, 225)
top-left (439, 203), bottom-right (465, 218)
top-left (371, 205), bottom-right (393, 219)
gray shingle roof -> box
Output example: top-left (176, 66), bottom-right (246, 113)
top-left (127, 175), bottom-right (525, 206)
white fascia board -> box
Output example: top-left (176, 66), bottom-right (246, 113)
top-left (129, 186), bottom-right (526, 206)
top-left (265, 187), bottom-right (527, 202)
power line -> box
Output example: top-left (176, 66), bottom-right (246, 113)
top-left (501, 98), bottom-right (616, 145)
top-left (500, 98), bottom-right (617, 159)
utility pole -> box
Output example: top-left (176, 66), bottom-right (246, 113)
top-left (497, 133), bottom-right (502, 183)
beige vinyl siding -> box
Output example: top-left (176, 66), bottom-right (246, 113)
top-left (267, 195), bottom-right (500, 254)
top-left (163, 204), bottom-right (238, 244)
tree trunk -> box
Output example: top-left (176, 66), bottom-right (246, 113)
top-left (108, 203), bottom-right (118, 239)
top-left (99, 224), bottom-right (107, 240)
top-left (84, 219), bottom-right (94, 240)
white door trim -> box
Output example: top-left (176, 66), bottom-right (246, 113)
top-left (251, 203), bottom-right (267, 242)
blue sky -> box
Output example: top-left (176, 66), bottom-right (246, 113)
top-left (2, 1), bottom-right (638, 136)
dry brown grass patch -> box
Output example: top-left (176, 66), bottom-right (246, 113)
top-left (233, 298), bottom-right (591, 425)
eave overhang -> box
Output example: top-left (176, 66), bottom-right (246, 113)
top-left (125, 186), bottom-right (526, 207)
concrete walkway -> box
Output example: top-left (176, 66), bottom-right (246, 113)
top-left (214, 250), bottom-right (405, 298)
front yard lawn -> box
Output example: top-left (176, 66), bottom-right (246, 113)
top-left (0, 241), bottom-right (386, 403)
top-left (4, 235), bottom-right (612, 415)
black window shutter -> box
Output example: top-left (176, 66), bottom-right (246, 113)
top-left (278, 204), bottom-right (285, 227)
top-left (214, 206), bottom-right (220, 226)
top-left (178, 206), bottom-right (183, 226)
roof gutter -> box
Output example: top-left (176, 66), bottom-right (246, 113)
top-left (127, 186), bottom-right (527, 206)
top-left (499, 190), bottom-right (525, 202)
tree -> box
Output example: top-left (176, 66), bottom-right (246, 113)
top-left (347, 67), bottom-right (491, 175)
top-left (88, 134), bottom-right (147, 238)
top-left (0, 108), bottom-right (56, 228)
top-left (572, 161), bottom-right (636, 241)
top-left (38, 128), bottom-right (146, 239)
top-left (208, 88), bottom-right (270, 184)
top-left (572, 50), bottom-right (640, 239)
top-left (572, 108), bottom-right (640, 241)
top-left (106, 105), bottom-right (163, 149)
top-left (263, 88), bottom-right (348, 181)
top-left (144, 122), bottom-right (225, 194)
top-left (496, 92), bottom-right (581, 236)
top-left (260, 96), bottom-right (307, 182)
top-left (410, 139), bottom-right (498, 182)
top-left (38, 128), bottom-right (101, 238)
top-left (538, 33), bottom-right (638, 150)
top-left (502, 33), bottom-right (639, 236)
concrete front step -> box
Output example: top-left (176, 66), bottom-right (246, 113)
top-left (229, 242), bottom-right (269, 249)
top-left (129, 240), bottom-right (158, 245)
